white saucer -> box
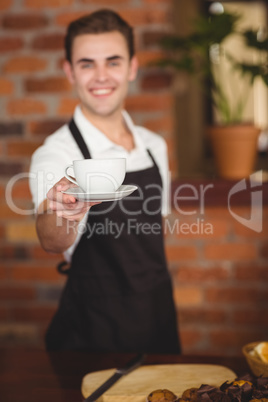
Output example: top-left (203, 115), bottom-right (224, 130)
top-left (62, 185), bottom-right (138, 202)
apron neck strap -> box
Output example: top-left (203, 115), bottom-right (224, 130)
top-left (68, 118), bottom-right (91, 159)
top-left (69, 118), bottom-right (157, 168)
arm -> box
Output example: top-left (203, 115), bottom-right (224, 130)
top-left (36, 177), bottom-right (99, 254)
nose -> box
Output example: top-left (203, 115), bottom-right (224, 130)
top-left (94, 65), bottom-right (108, 82)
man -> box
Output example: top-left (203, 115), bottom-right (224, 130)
top-left (30, 9), bottom-right (180, 353)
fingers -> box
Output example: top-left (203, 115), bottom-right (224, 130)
top-left (47, 177), bottom-right (101, 222)
top-left (47, 178), bottom-right (76, 204)
top-left (56, 206), bottom-right (91, 221)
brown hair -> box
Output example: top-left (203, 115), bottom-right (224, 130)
top-left (65, 9), bottom-right (135, 62)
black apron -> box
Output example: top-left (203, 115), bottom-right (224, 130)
top-left (46, 119), bottom-right (180, 353)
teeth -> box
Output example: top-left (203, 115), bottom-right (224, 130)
top-left (92, 88), bottom-right (112, 95)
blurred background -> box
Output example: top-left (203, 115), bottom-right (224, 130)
top-left (0, 0), bottom-right (267, 355)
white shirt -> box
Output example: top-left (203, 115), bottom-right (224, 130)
top-left (29, 105), bottom-right (170, 261)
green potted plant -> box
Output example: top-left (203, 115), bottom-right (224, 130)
top-left (156, 6), bottom-right (268, 179)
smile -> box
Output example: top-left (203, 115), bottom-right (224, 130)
top-left (91, 88), bottom-right (113, 96)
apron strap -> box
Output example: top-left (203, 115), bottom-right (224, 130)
top-left (57, 260), bottom-right (71, 275)
top-left (68, 118), bottom-right (91, 159)
top-left (69, 118), bottom-right (157, 169)
top-left (147, 149), bottom-right (157, 165)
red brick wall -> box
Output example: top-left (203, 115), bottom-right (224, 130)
top-left (165, 202), bottom-right (268, 355)
top-left (1, 0), bottom-right (268, 356)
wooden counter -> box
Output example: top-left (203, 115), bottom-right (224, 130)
top-left (0, 347), bottom-right (250, 402)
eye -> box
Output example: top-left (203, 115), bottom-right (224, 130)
top-left (81, 62), bottom-right (94, 69)
top-left (108, 60), bottom-right (120, 67)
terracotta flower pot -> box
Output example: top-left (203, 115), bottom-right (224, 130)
top-left (208, 124), bottom-right (260, 180)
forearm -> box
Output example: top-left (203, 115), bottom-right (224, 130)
top-left (35, 178), bottom-right (96, 253)
top-left (36, 201), bottom-right (79, 253)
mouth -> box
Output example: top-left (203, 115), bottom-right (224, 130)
top-left (91, 88), bottom-right (114, 96)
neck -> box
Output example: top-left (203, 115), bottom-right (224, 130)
top-left (81, 106), bottom-right (135, 151)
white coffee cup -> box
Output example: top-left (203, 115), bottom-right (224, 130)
top-left (64, 158), bottom-right (126, 193)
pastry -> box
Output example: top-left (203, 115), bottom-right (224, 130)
top-left (147, 389), bottom-right (178, 402)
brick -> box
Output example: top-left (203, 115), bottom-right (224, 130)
top-left (0, 161), bottom-right (23, 177)
top-left (0, 245), bottom-right (29, 260)
top-left (57, 56), bottom-right (65, 70)
top-left (137, 50), bottom-right (166, 67)
top-left (260, 241), bottom-right (268, 259)
top-left (30, 245), bottom-right (62, 261)
top-left (0, 266), bottom-right (8, 280)
top-left (10, 263), bottom-right (64, 282)
top-left (203, 218), bottom-right (230, 239)
top-left (32, 33), bottom-right (65, 51)
top-left (57, 98), bottom-right (79, 115)
top-left (166, 245), bottom-right (197, 261)
top-left (119, 8), bottom-right (171, 27)
top-left (125, 93), bottom-right (173, 112)
top-left (82, 0), bottom-right (126, 4)
top-left (7, 179), bottom-right (32, 200)
top-left (57, 8), bottom-right (170, 28)
top-left (165, 216), bottom-right (229, 239)
top-left (6, 222), bottom-right (38, 242)
top-left (0, 224), bottom-right (5, 241)
top-left (210, 329), bottom-right (267, 350)
top-left (0, 323), bottom-right (38, 343)
top-left (28, 119), bottom-right (67, 136)
top-left (7, 98), bottom-right (47, 115)
top-left (7, 140), bottom-right (42, 157)
top-left (0, 78), bottom-right (14, 95)
top-left (25, 0), bottom-right (73, 7)
top-left (179, 328), bottom-right (203, 350)
top-left (0, 0), bottom-right (12, 11)
top-left (0, 307), bottom-right (9, 320)
top-left (204, 243), bottom-right (257, 260)
top-left (168, 157), bottom-right (178, 179)
top-left (141, 71), bottom-right (172, 90)
top-left (0, 184), bottom-right (4, 198)
top-left (6, 200), bottom-right (35, 219)
top-left (144, 0), bottom-right (172, 3)
top-left (203, 206), bottom-right (231, 219)
top-left (233, 218), bottom-right (268, 238)
top-left (37, 284), bottom-right (63, 302)
top-left (0, 37), bottom-right (24, 52)
top-left (0, 286), bottom-right (35, 301)
top-left (233, 263), bottom-right (268, 281)
top-left (205, 287), bottom-right (264, 305)
top-left (55, 11), bottom-right (88, 27)
top-left (175, 266), bottom-right (229, 283)
top-left (25, 77), bottom-right (71, 93)
top-left (178, 308), bottom-right (228, 325)
top-left (3, 56), bottom-right (47, 73)
top-left (232, 309), bottom-right (268, 326)
top-left (11, 305), bottom-right (56, 322)
top-left (0, 122), bottom-right (24, 136)
top-left (144, 113), bottom-right (173, 133)
top-left (142, 31), bottom-right (169, 47)
top-left (2, 14), bottom-right (48, 30)
top-left (0, 202), bottom-right (26, 220)
top-left (173, 287), bottom-right (203, 306)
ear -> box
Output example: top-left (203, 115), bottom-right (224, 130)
top-left (128, 56), bottom-right (139, 82)
top-left (63, 60), bottom-right (75, 84)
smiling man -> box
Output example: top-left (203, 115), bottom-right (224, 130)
top-left (29, 9), bottom-right (180, 354)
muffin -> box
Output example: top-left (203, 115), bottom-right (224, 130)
top-left (179, 387), bottom-right (199, 402)
top-left (147, 389), bottom-right (178, 402)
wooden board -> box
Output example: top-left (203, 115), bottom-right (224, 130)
top-left (81, 364), bottom-right (236, 401)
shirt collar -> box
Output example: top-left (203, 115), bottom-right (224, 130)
top-left (73, 105), bottom-right (146, 155)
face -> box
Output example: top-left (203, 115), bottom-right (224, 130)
top-left (63, 31), bottom-right (138, 120)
